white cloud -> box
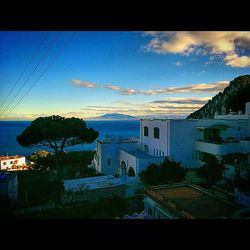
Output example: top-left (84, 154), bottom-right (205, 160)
top-left (72, 79), bottom-right (229, 95)
top-left (151, 97), bottom-right (210, 105)
top-left (78, 97), bottom-right (212, 118)
top-left (224, 53), bottom-right (250, 67)
top-left (2, 97), bottom-right (212, 120)
top-left (143, 31), bottom-right (250, 68)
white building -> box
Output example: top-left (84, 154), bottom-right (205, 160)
top-left (94, 136), bottom-right (164, 177)
top-left (94, 102), bottom-right (250, 177)
top-left (0, 155), bottom-right (26, 171)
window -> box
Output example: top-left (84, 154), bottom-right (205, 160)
top-left (10, 161), bottom-right (13, 164)
top-left (148, 207), bottom-right (153, 216)
top-left (107, 157), bottom-right (112, 166)
top-left (154, 127), bottom-right (160, 139)
top-left (144, 126), bottom-right (149, 136)
top-left (159, 150), bottom-right (161, 156)
top-left (3, 162), bottom-right (7, 165)
top-left (144, 144), bottom-right (149, 153)
top-left (156, 150), bottom-right (158, 156)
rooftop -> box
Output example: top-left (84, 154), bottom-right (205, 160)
top-left (145, 183), bottom-right (242, 218)
top-left (97, 137), bottom-right (139, 144)
top-left (63, 175), bottom-right (125, 191)
top-left (120, 148), bottom-right (164, 159)
top-left (0, 155), bottom-right (25, 161)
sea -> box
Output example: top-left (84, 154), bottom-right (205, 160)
top-left (0, 120), bottom-right (140, 156)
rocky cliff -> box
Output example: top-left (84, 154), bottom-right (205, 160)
top-left (187, 75), bottom-right (250, 119)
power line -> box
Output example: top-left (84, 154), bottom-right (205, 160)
top-left (3, 32), bottom-right (77, 119)
top-left (0, 32), bottom-right (61, 117)
top-left (0, 32), bottom-right (49, 110)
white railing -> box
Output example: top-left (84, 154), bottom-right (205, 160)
top-left (195, 140), bottom-right (241, 155)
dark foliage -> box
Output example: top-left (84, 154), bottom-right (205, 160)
top-left (235, 177), bottom-right (250, 193)
top-left (29, 150), bottom-right (55, 171)
top-left (196, 154), bottom-right (225, 188)
top-left (222, 153), bottom-right (247, 165)
top-left (139, 158), bottom-right (186, 186)
top-left (0, 194), bottom-right (14, 218)
top-left (20, 195), bottom-right (128, 219)
top-left (18, 171), bottom-right (64, 206)
top-left (17, 115), bottom-right (99, 156)
top-left (60, 151), bottom-right (97, 179)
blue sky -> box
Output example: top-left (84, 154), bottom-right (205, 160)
top-left (0, 31), bottom-right (249, 120)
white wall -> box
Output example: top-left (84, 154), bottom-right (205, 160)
top-left (141, 120), bottom-right (170, 157)
top-left (0, 157), bottom-right (26, 170)
top-left (170, 120), bottom-right (199, 168)
top-left (119, 148), bottom-right (165, 176)
top-left (118, 149), bottom-right (137, 175)
top-left (97, 141), bottom-right (138, 175)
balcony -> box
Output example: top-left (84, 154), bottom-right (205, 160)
top-left (240, 139), bottom-right (250, 153)
top-left (195, 140), bottom-right (242, 156)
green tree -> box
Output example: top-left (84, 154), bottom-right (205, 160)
top-left (139, 158), bottom-right (186, 186)
top-left (17, 115), bottom-right (99, 173)
top-left (29, 150), bottom-right (54, 171)
top-left (197, 154), bottom-right (225, 188)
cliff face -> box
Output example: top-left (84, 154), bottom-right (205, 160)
top-left (187, 75), bottom-right (250, 119)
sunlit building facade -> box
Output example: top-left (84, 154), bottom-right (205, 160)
top-left (94, 102), bottom-right (250, 178)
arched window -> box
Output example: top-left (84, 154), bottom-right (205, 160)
top-left (128, 167), bottom-right (135, 176)
top-left (120, 161), bottom-right (127, 176)
top-left (154, 127), bottom-right (160, 139)
top-left (144, 126), bottom-right (149, 136)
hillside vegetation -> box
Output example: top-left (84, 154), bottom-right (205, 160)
top-left (187, 75), bottom-right (250, 119)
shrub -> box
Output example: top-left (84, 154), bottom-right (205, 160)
top-left (139, 158), bottom-right (186, 186)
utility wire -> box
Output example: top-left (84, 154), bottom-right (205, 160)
top-left (0, 32), bottom-right (61, 117)
top-left (0, 32), bottom-right (49, 110)
top-left (3, 32), bottom-right (77, 119)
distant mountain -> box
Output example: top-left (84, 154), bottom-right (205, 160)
top-left (187, 75), bottom-right (250, 119)
top-left (93, 113), bottom-right (139, 120)
top-left (137, 115), bottom-right (187, 119)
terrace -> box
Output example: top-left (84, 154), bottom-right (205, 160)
top-left (97, 137), bottom-right (139, 144)
top-left (145, 183), bottom-right (242, 218)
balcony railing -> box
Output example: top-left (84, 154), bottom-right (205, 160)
top-left (195, 140), bottom-right (242, 155)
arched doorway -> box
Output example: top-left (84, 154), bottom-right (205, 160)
top-left (128, 167), bottom-right (136, 176)
top-left (120, 161), bottom-right (127, 176)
